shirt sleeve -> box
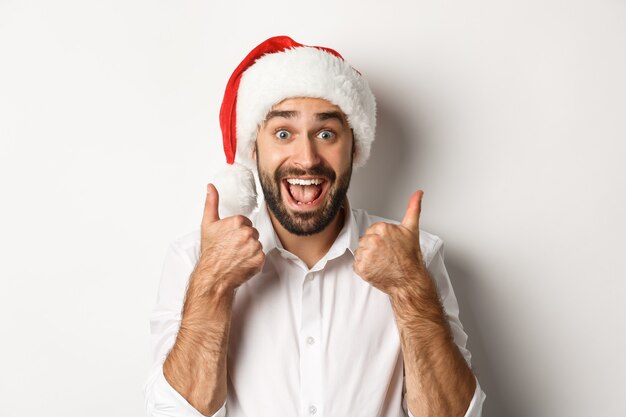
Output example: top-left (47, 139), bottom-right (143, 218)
top-left (143, 239), bottom-right (227, 417)
top-left (402, 239), bottom-right (486, 417)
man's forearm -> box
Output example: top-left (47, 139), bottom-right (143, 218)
top-left (163, 273), bottom-right (234, 416)
top-left (391, 282), bottom-right (476, 417)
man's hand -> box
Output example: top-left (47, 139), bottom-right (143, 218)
top-left (353, 190), bottom-right (429, 297)
top-left (193, 183), bottom-right (265, 295)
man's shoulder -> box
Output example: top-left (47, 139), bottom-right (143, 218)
top-left (350, 207), bottom-right (444, 267)
top-left (166, 229), bottom-right (201, 265)
top-left (170, 229), bottom-right (201, 248)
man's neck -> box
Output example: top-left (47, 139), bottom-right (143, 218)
top-left (268, 201), bottom-right (346, 269)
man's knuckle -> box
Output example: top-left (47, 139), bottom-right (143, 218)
top-left (370, 234), bottom-right (383, 245)
top-left (238, 215), bottom-right (252, 226)
top-left (253, 252), bottom-right (265, 267)
top-left (231, 215), bottom-right (245, 225)
top-left (241, 227), bottom-right (254, 239)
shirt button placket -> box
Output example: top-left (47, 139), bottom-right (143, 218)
top-left (300, 270), bottom-right (323, 416)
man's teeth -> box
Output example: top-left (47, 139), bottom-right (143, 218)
top-left (286, 178), bottom-right (324, 186)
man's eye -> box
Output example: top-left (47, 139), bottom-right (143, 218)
top-left (317, 130), bottom-right (335, 140)
top-left (275, 130), bottom-right (291, 140)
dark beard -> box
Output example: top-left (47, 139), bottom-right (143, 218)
top-left (257, 159), bottom-right (352, 236)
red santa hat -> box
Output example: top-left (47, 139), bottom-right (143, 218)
top-left (214, 35), bottom-right (376, 217)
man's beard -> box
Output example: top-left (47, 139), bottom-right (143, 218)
top-left (257, 157), bottom-right (352, 236)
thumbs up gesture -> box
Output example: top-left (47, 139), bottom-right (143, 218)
top-left (193, 184), bottom-right (265, 294)
top-left (353, 190), bottom-right (429, 297)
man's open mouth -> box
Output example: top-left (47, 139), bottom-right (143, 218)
top-left (283, 177), bottom-right (327, 206)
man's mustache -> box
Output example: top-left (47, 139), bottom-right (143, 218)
top-left (274, 164), bottom-right (336, 183)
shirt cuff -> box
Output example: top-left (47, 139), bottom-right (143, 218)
top-left (143, 365), bottom-right (227, 417)
top-left (406, 377), bottom-right (485, 417)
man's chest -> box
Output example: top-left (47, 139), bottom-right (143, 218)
top-left (226, 255), bottom-right (404, 415)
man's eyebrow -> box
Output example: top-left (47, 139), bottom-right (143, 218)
top-left (263, 110), bottom-right (346, 126)
top-left (316, 111), bottom-right (345, 126)
top-left (264, 110), bottom-right (299, 123)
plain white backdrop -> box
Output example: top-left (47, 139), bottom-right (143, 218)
top-left (1, 1), bottom-right (625, 416)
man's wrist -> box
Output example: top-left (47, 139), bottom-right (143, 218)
top-left (180, 271), bottom-right (236, 332)
top-left (390, 281), bottom-right (450, 331)
top-left (187, 266), bottom-right (236, 300)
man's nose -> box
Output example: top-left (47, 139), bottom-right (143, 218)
top-left (292, 135), bottom-right (321, 169)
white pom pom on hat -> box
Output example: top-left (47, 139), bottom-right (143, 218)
top-left (215, 35), bottom-right (376, 217)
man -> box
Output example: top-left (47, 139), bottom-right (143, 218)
top-left (144, 36), bottom-right (486, 417)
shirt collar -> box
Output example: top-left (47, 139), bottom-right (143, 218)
top-left (252, 198), bottom-right (360, 260)
top-left (326, 198), bottom-right (360, 259)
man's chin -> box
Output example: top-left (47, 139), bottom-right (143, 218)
top-left (276, 203), bottom-right (330, 236)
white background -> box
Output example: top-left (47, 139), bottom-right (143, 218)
top-left (1, 1), bottom-right (625, 416)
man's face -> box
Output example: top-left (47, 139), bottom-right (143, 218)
top-left (254, 97), bottom-right (354, 236)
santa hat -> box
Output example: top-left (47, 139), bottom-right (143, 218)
top-left (214, 35), bottom-right (376, 217)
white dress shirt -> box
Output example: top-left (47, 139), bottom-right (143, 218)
top-left (143, 200), bottom-right (486, 417)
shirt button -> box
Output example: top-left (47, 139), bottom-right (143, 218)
top-left (309, 405), bottom-right (317, 414)
top-left (306, 336), bottom-right (315, 345)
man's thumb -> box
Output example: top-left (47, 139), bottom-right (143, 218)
top-left (203, 183), bottom-right (221, 225)
top-left (401, 190), bottom-right (423, 233)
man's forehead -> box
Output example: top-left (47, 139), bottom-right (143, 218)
top-left (264, 97), bottom-right (348, 124)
